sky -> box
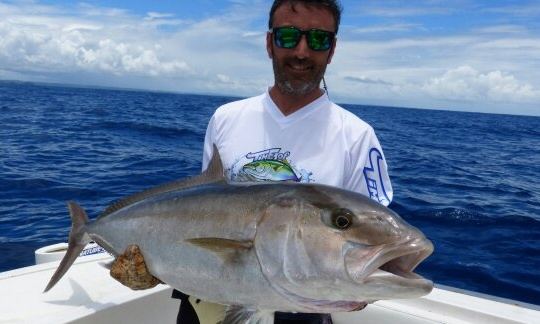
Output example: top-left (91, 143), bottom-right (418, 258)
top-left (1, 0), bottom-right (539, 116)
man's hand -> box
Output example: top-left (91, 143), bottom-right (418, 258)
top-left (110, 244), bottom-right (162, 290)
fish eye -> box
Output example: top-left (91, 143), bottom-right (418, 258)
top-left (331, 208), bottom-right (353, 230)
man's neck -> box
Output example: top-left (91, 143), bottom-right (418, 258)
top-left (269, 86), bottom-right (325, 116)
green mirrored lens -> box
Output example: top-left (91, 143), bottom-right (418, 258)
top-left (276, 27), bottom-right (300, 49)
top-left (308, 30), bottom-right (331, 50)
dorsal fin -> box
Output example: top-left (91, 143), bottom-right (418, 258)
top-left (99, 145), bottom-right (224, 218)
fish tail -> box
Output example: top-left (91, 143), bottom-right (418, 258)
top-left (43, 201), bottom-right (91, 292)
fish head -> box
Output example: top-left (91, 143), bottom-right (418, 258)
top-left (254, 184), bottom-right (433, 311)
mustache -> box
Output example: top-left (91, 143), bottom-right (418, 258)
top-left (284, 57), bottom-right (314, 67)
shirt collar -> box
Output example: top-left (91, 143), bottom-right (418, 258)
top-left (263, 88), bottom-right (329, 125)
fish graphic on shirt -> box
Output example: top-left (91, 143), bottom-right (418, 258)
top-left (242, 160), bottom-right (300, 182)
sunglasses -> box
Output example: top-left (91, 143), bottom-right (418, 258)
top-left (271, 26), bottom-right (335, 51)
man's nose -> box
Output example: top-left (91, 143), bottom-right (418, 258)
top-left (293, 35), bottom-right (311, 59)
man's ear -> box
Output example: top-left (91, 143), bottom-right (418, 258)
top-left (266, 32), bottom-right (273, 59)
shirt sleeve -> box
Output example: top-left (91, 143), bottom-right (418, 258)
top-left (201, 114), bottom-right (216, 172)
top-left (344, 127), bottom-right (393, 206)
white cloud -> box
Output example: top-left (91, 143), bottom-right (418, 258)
top-left (357, 5), bottom-right (453, 17)
top-left (473, 25), bottom-right (529, 35)
top-left (344, 76), bottom-right (393, 86)
top-left (328, 20), bottom-right (540, 115)
top-left (352, 23), bottom-right (421, 34)
top-left (0, 0), bottom-right (539, 115)
top-left (76, 3), bottom-right (130, 18)
top-left (0, 3), bottom-right (191, 78)
top-left (422, 66), bottom-right (540, 103)
top-left (217, 74), bottom-right (231, 83)
top-left (0, 0), bottom-right (270, 95)
top-left (145, 12), bottom-right (175, 20)
top-left (485, 4), bottom-right (540, 17)
top-left (62, 24), bottom-right (103, 32)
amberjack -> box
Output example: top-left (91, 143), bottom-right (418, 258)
top-left (45, 147), bottom-right (433, 322)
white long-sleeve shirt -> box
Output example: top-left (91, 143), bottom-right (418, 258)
top-left (202, 90), bottom-right (393, 206)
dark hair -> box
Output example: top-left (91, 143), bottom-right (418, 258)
top-left (268, 0), bottom-right (343, 34)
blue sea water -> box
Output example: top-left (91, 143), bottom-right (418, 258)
top-left (1, 80), bottom-right (539, 305)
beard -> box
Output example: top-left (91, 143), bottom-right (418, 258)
top-left (272, 56), bottom-right (327, 96)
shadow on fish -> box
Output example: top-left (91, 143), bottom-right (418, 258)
top-left (44, 146), bottom-right (434, 322)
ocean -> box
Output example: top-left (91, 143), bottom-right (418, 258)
top-left (1, 80), bottom-right (539, 305)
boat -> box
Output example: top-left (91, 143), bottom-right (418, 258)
top-left (0, 243), bottom-right (538, 324)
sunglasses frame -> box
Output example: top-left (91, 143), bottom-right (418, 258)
top-left (270, 26), bottom-right (336, 52)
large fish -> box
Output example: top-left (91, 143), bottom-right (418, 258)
top-left (44, 148), bottom-right (433, 322)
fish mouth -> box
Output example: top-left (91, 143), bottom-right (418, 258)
top-left (344, 237), bottom-right (434, 285)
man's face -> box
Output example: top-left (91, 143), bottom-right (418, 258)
top-left (267, 3), bottom-right (336, 96)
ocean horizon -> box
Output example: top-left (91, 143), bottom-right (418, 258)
top-left (3, 79), bottom-right (537, 118)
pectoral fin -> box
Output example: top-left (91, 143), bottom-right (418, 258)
top-left (185, 238), bottom-right (253, 262)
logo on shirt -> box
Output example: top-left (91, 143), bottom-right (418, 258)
top-left (246, 148), bottom-right (290, 161)
top-left (363, 148), bottom-right (390, 205)
top-left (227, 148), bottom-right (312, 183)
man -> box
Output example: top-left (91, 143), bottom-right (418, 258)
top-left (112, 1), bottom-right (392, 323)
top-left (197, 1), bottom-right (392, 322)
top-left (202, 0), bottom-right (392, 206)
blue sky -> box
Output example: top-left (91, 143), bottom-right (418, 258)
top-left (1, 0), bottom-right (539, 116)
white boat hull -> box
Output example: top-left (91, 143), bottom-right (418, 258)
top-left (0, 252), bottom-right (538, 324)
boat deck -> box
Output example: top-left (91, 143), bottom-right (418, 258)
top-left (0, 254), bottom-right (538, 324)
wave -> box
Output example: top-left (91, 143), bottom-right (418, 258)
top-left (98, 121), bottom-right (203, 139)
top-left (405, 206), bottom-right (540, 227)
